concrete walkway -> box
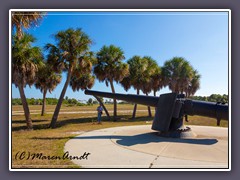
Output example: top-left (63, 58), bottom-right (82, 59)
top-left (64, 125), bottom-right (228, 169)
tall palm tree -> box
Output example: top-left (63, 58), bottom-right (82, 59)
top-left (162, 57), bottom-right (194, 94)
top-left (70, 52), bottom-right (111, 119)
top-left (121, 56), bottom-right (152, 119)
top-left (151, 66), bottom-right (163, 97)
top-left (35, 63), bottom-right (62, 116)
top-left (187, 70), bottom-right (201, 97)
top-left (141, 82), bottom-right (152, 117)
top-left (121, 56), bottom-right (142, 119)
top-left (46, 28), bottom-right (93, 128)
top-left (12, 11), bottom-right (44, 40)
top-left (12, 33), bottom-right (43, 129)
top-left (140, 56), bottom-right (160, 117)
top-left (94, 45), bottom-right (129, 121)
top-left (149, 66), bottom-right (163, 113)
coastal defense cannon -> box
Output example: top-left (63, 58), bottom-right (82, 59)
top-left (85, 90), bottom-right (228, 138)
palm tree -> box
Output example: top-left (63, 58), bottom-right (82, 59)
top-left (70, 53), bottom-right (111, 119)
top-left (12, 33), bottom-right (43, 129)
top-left (12, 11), bottom-right (44, 40)
top-left (162, 57), bottom-right (194, 94)
top-left (151, 66), bottom-right (163, 97)
top-left (141, 82), bottom-right (153, 117)
top-left (35, 63), bottom-right (62, 116)
top-left (140, 56), bottom-right (160, 117)
top-left (46, 28), bottom-right (93, 128)
top-left (94, 45), bottom-right (129, 121)
top-left (121, 56), bottom-right (142, 119)
top-left (121, 56), bottom-right (152, 119)
top-left (186, 70), bottom-right (201, 97)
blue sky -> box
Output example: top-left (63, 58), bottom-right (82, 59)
top-left (11, 11), bottom-right (229, 101)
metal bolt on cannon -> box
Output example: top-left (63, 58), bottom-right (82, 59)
top-left (85, 90), bottom-right (228, 138)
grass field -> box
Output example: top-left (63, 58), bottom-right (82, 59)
top-left (11, 104), bottom-right (228, 169)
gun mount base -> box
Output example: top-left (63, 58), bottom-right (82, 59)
top-left (156, 126), bottom-right (197, 138)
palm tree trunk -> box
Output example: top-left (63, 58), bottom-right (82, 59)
top-left (132, 89), bottom-right (139, 119)
top-left (153, 90), bottom-right (156, 97)
top-left (94, 95), bottom-right (110, 120)
top-left (18, 84), bottom-right (32, 129)
top-left (146, 93), bottom-right (152, 117)
top-left (153, 90), bottom-right (157, 112)
top-left (109, 80), bottom-right (117, 121)
top-left (16, 24), bottom-right (23, 40)
top-left (41, 89), bottom-right (47, 116)
top-left (50, 68), bottom-right (72, 128)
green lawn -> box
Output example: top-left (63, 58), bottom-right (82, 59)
top-left (11, 104), bottom-right (228, 169)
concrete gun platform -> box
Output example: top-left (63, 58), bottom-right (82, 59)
top-left (64, 125), bottom-right (228, 169)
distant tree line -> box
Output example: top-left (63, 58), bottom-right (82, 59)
top-left (189, 94), bottom-right (228, 103)
top-left (12, 97), bottom-right (88, 106)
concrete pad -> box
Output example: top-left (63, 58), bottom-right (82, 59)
top-left (64, 125), bottom-right (229, 169)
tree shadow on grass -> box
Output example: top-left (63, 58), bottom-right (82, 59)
top-left (11, 115), bottom-right (153, 131)
top-left (31, 137), bottom-right (73, 140)
top-left (12, 120), bottom-right (49, 124)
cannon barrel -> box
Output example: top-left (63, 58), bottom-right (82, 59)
top-left (85, 89), bottom-right (159, 107)
top-left (85, 90), bottom-right (184, 107)
top-left (184, 100), bottom-right (228, 120)
top-left (85, 89), bottom-right (228, 121)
